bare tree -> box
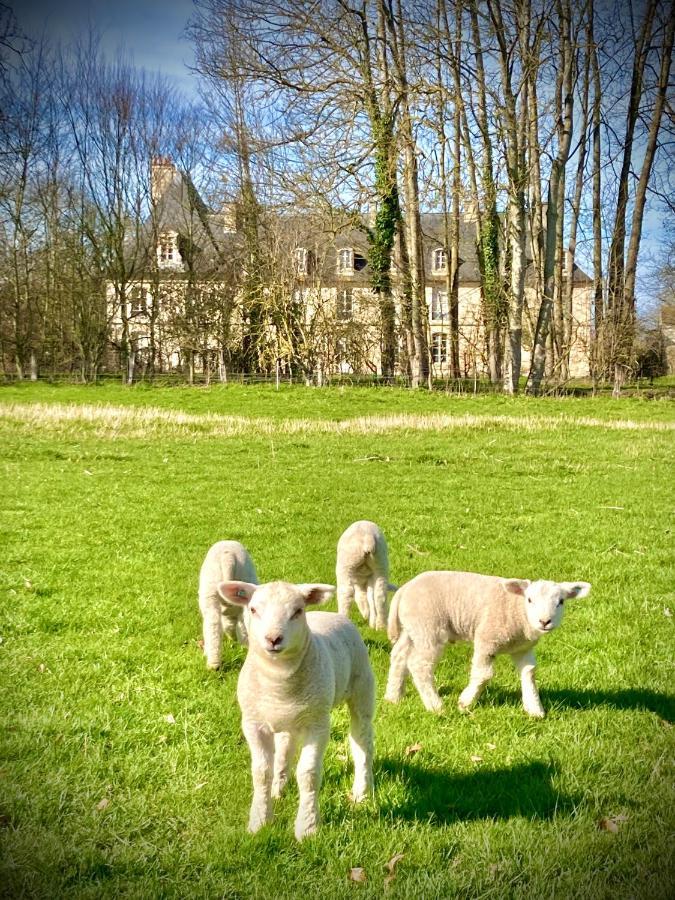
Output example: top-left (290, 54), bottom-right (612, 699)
top-left (526, 0), bottom-right (577, 395)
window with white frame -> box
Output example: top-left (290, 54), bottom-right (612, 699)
top-left (431, 288), bottom-right (448, 322)
top-left (130, 287), bottom-right (147, 316)
top-left (158, 231), bottom-right (179, 267)
top-left (294, 246), bottom-right (308, 275)
top-left (337, 288), bottom-right (353, 320)
top-left (337, 247), bottom-right (354, 274)
top-left (432, 332), bottom-right (448, 365)
top-left (433, 246), bottom-right (448, 273)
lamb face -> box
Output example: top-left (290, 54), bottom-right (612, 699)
top-left (217, 580), bottom-right (334, 658)
top-left (504, 579), bottom-right (592, 636)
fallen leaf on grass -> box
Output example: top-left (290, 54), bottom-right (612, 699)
top-left (404, 742), bottom-right (422, 756)
top-left (470, 755), bottom-right (483, 763)
top-left (486, 742), bottom-right (496, 750)
top-left (96, 797), bottom-right (110, 812)
top-left (165, 713), bottom-right (176, 725)
top-left (38, 663), bottom-right (46, 674)
top-left (664, 608), bottom-right (672, 618)
top-left (158, 735), bottom-right (168, 743)
top-left (598, 814), bottom-right (629, 833)
top-left (196, 639), bottom-right (205, 649)
top-left (383, 852), bottom-right (405, 887)
top-left (349, 867), bottom-right (367, 883)
top-left (84, 469), bottom-right (93, 476)
top-left (23, 579), bottom-right (33, 591)
top-left (195, 782), bottom-right (208, 790)
top-left (385, 853), bottom-right (404, 874)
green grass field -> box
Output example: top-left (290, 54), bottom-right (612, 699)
top-left (1, 383), bottom-right (673, 898)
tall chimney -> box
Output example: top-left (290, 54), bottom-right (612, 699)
top-left (151, 156), bottom-right (175, 204)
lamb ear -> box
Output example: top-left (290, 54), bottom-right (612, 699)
top-left (298, 583), bottom-right (335, 606)
top-left (559, 581), bottom-right (591, 600)
top-left (217, 581), bottom-right (258, 606)
top-left (502, 579), bottom-right (530, 596)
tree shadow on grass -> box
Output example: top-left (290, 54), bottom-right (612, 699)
top-left (487, 686), bottom-right (675, 723)
top-left (377, 757), bottom-right (577, 824)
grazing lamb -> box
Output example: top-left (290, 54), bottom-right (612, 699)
top-left (336, 520), bottom-right (396, 631)
top-left (384, 571), bottom-right (591, 717)
top-left (217, 579), bottom-right (375, 841)
top-left (198, 540), bottom-right (258, 668)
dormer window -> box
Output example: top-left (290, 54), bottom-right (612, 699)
top-left (433, 247), bottom-right (448, 273)
top-left (337, 288), bottom-right (353, 320)
top-left (337, 247), bottom-right (354, 274)
top-left (158, 231), bottom-right (180, 268)
top-left (294, 247), bottom-right (309, 275)
top-left (337, 247), bottom-right (367, 274)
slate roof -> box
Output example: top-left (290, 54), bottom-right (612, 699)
top-left (136, 165), bottom-right (241, 277)
top-left (145, 168), bottom-right (592, 286)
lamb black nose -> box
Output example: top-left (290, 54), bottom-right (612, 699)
top-left (540, 619), bottom-right (551, 628)
top-left (266, 634), bottom-right (283, 648)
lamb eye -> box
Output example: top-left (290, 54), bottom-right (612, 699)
top-left (292, 608), bottom-right (302, 619)
top-left (250, 608), bottom-right (257, 616)
top-left (527, 597), bottom-right (532, 604)
top-left (558, 598), bottom-right (565, 606)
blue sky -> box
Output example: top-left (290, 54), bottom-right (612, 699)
top-left (10, 0), bottom-right (199, 95)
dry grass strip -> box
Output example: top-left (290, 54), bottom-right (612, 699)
top-left (1, 401), bottom-right (674, 439)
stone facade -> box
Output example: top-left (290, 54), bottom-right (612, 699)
top-left (109, 159), bottom-right (593, 380)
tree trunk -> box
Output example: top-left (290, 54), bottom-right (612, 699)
top-left (526, 0), bottom-right (575, 395)
top-left (605, 0), bottom-right (658, 394)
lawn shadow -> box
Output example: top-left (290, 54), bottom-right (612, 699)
top-left (378, 757), bottom-right (576, 824)
top-left (489, 686), bottom-right (675, 723)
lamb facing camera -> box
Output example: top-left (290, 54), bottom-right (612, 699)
top-left (218, 579), bottom-right (375, 841)
top-left (384, 571), bottom-right (591, 717)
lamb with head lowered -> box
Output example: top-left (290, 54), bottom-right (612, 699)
top-left (336, 519), bottom-right (396, 631)
top-left (198, 540), bottom-right (258, 669)
top-left (384, 571), bottom-right (591, 717)
top-left (217, 579), bottom-right (375, 841)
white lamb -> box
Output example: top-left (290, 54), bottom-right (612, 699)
top-left (217, 579), bottom-right (375, 841)
top-left (336, 520), bottom-right (395, 631)
top-left (384, 571), bottom-right (591, 717)
top-left (198, 540), bottom-right (258, 669)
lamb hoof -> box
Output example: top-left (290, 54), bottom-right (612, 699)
top-left (458, 689), bottom-right (476, 711)
top-left (349, 785), bottom-right (370, 804)
top-left (383, 691), bottom-right (401, 704)
top-left (525, 707), bottom-right (545, 719)
top-left (271, 778), bottom-right (286, 799)
top-left (206, 660), bottom-right (221, 671)
top-left (248, 815), bottom-right (271, 834)
top-left (424, 698), bottom-right (444, 714)
top-left (294, 822), bottom-right (318, 841)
